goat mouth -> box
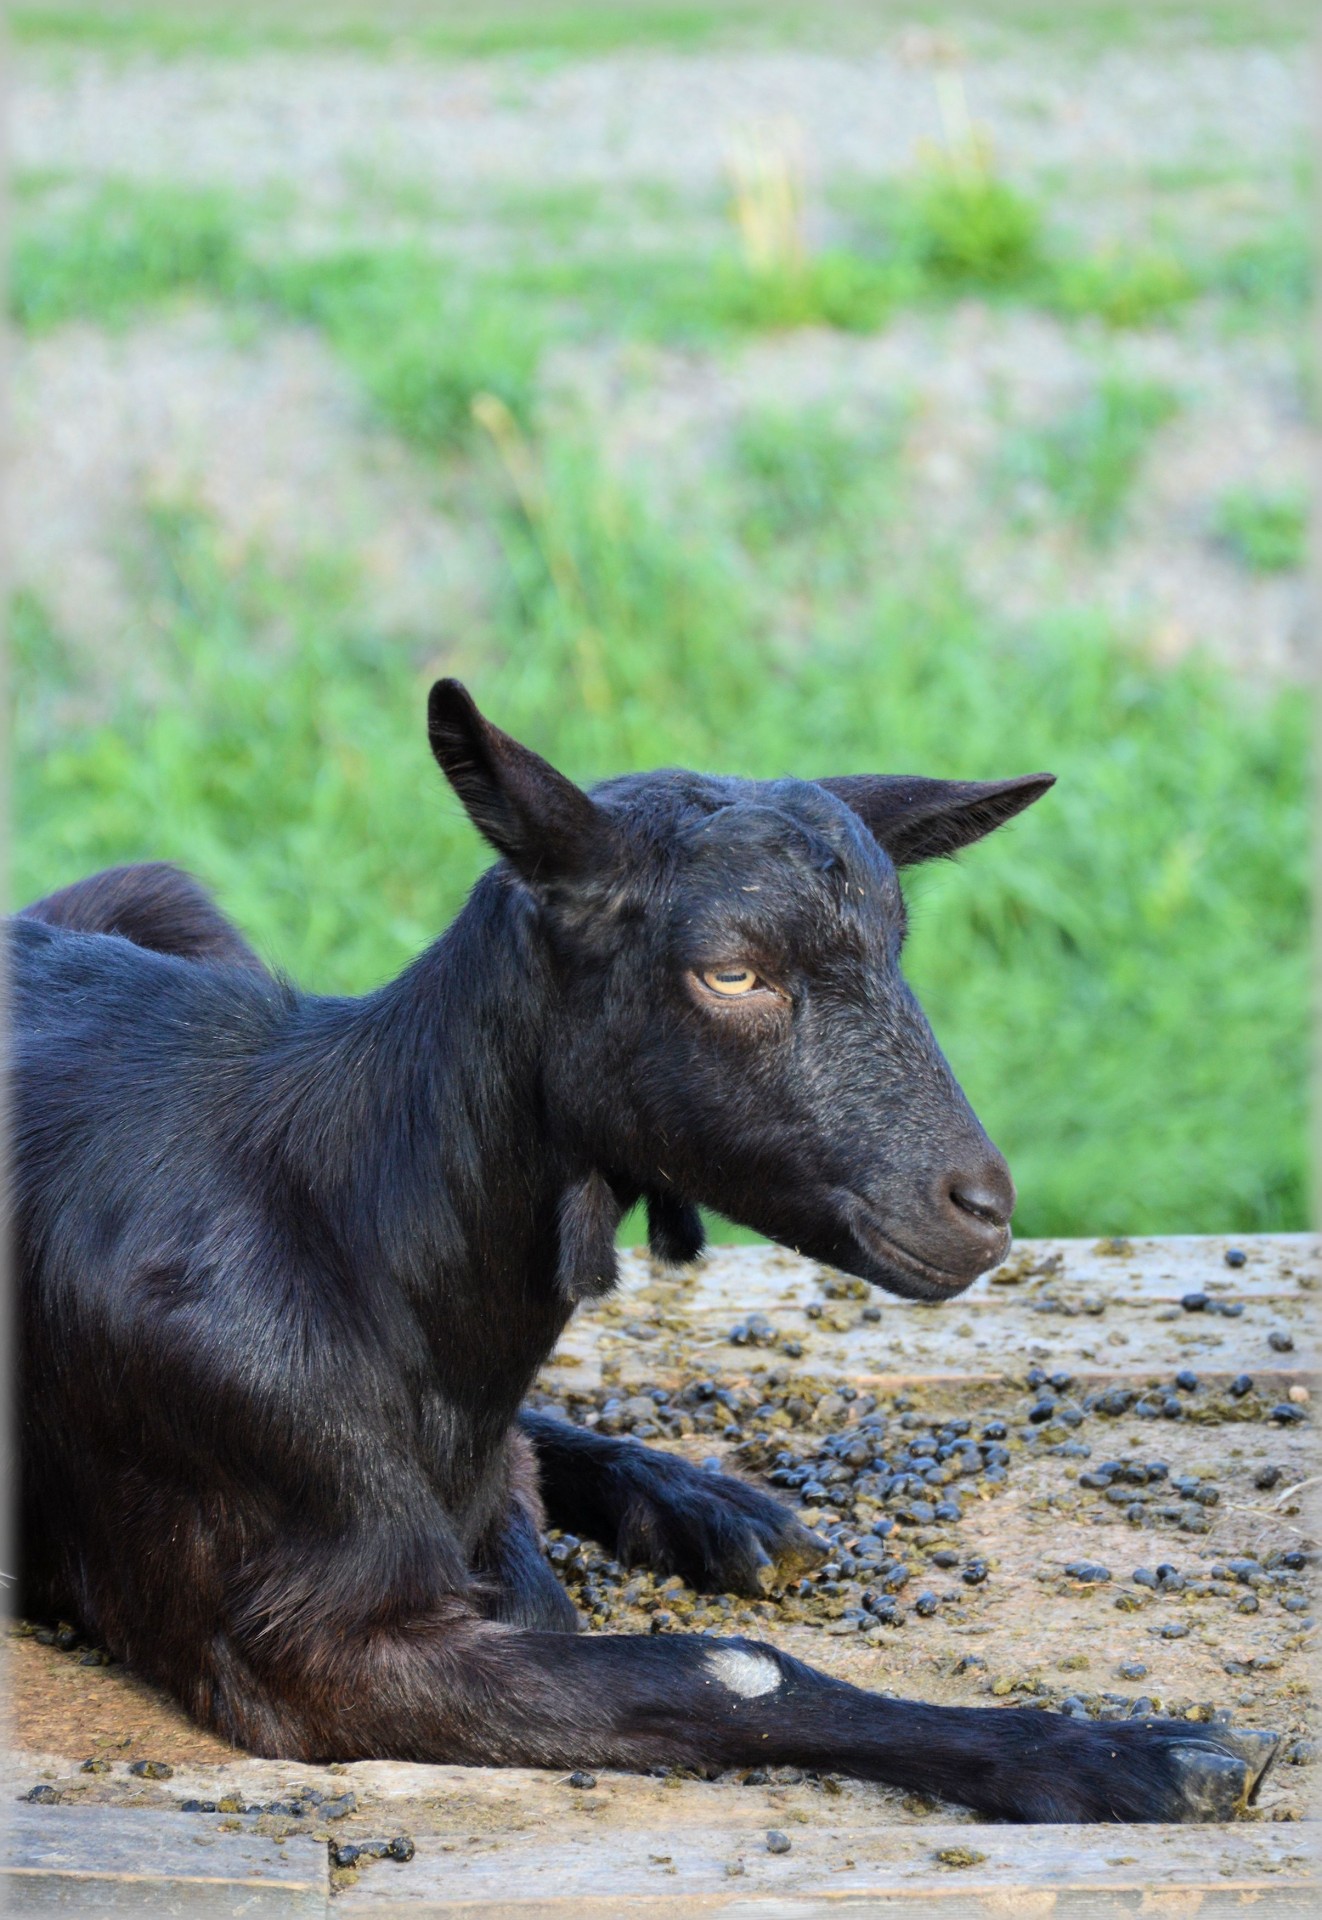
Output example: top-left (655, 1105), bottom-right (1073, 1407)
top-left (842, 1199), bottom-right (988, 1301)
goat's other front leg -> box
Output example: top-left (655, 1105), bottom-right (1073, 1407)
top-left (472, 1498), bottom-right (580, 1633)
top-left (267, 1617), bottom-right (1278, 1825)
top-left (467, 1426), bottom-right (581, 1633)
top-left (520, 1408), bottom-right (823, 1593)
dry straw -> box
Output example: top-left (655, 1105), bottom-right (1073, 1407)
top-left (470, 392), bottom-right (611, 715)
top-left (921, 68), bottom-right (994, 180)
top-left (725, 118), bottom-right (806, 281)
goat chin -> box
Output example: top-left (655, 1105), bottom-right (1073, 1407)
top-left (763, 1191), bottom-right (999, 1304)
top-left (844, 1245), bottom-right (982, 1304)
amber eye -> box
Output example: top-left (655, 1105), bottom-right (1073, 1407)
top-left (700, 967), bottom-right (760, 997)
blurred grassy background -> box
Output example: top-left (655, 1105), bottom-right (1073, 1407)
top-left (12, 0), bottom-right (1315, 53)
top-left (10, 0), bottom-right (1312, 1239)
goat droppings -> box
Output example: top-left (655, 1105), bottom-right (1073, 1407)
top-left (706, 1648), bottom-right (782, 1698)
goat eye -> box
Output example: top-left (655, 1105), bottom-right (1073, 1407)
top-left (700, 967), bottom-right (760, 997)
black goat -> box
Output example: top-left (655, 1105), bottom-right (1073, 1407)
top-left (12, 681), bottom-right (1276, 1821)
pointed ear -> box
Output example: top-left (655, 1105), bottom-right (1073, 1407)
top-left (428, 679), bottom-right (610, 883)
top-left (817, 772), bottom-right (1055, 867)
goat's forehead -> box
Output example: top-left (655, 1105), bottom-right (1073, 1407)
top-left (595, 771), bottom-right (886, 877)
top-left (593, 771), bottom-right (900, 947)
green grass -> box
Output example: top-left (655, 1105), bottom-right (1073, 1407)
top-left (495, 248), bottom-right (899, 345)
top-left (13, 0), bottom-right (1318, 57)
top-left (837, 177), bottom-right (1205, 327)
top-left (1206, 220), bottom-right (1314, 317)
top-left (14, 459), bottom-right (1308, 1240)
top-left (11, 183), bottom-right (251, 331)
top-left (706, 254), bottom-right (905, 335)
top-left (10, 194), bottom-right (544, 447)
top-left (901, 164), bottom-right (1043, 289)
top-left (728, 404), bottom-right (904, 571)
top-left (10, 171), bottom-right (1290, 458)
top-left (264, 251), bottom-right (546, 448)
top-left (1000, 377), bottom-right (1180, 546)
top-left (9, 2), bottom-right (737, 58)
top-left (1049, 246), bottom-right (1196, 328)
top-left (1214, 486), bottom-right (1309, 572)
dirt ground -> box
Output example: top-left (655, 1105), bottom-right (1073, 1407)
top-left (10, 1236), bottom-right (1317, 1874)
top-left (9, 26), bottom-right (1314, 679)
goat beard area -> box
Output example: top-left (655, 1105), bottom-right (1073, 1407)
top-left (836, 1197), bottom-right (997, 1302)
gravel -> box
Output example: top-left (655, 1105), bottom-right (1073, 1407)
top-left (13, 45), bottom-right (1306, 198)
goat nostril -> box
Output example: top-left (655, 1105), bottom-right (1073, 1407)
top-left (948, 1171), bottom-right (1013, 1232)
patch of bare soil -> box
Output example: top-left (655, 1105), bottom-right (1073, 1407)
top-left (10, 309), bottom-right (488, 672)
top-left (548, 305), bottom-right (1313, 680)
top-left (12, 44), bottom-right (1306, 197)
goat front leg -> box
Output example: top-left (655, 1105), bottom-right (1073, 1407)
top-left (273, 1619), bottom-right (1277, 1824)
top-left (472, 1497), bottom-right (580, 1633)
top-left (520, 1409), bottom-right (825, 1594)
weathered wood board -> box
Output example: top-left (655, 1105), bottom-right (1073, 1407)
top-left (4, 1785), bottom-right (1315, 1918)
top-left (547, 1231), bottom-right (1320, 1393)
top-left (6, 1235), bottom-right (1319, 1914)
top-left (4, 1804), bottom-right (327, 1915)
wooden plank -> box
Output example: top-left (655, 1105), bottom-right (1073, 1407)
top-left (544, 1235), bottom-right (1320, 1394)
top-left (331, 1814), bottom-right (1317, 1916)
top-left (680, 1234), bottom-right (1320, 1310)
top-left (3, 1804), bottom-right (329, 1915)
top-left (5, 1759), bottom-right (1316, 1917)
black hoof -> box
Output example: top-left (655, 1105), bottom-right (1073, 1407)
top-left (993, 1713), bottom-right (1282, 1823)
top-left (1161, 1728), bottom-right (1280, 1821)
top-left (615, 1454), bottom-right (827, 1595)
top-left (763, 1517), bottom-right (829, 1584)
top-left (739, 1512), bottom-right (829, 1596)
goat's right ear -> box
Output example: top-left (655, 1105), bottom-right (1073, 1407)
top-left (817, 771), bottom-right (1055, 867)
top-left (428, 680), bottom-right (610, 883)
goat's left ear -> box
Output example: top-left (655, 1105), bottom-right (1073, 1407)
top-left (428, 679), bottom-right (612, 883)
top-left (817, 771), bottom-right (1055, 867)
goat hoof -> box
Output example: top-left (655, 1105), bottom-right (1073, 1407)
top-left (614, 1450), bottom-right (829, 1594)
top-left (769, 1523), bottom-right (828, 1583)
top-left (1164, 1729), bottom-right (1280, 1821)
top-left (739, 1514), bottom-right (827, 1594)
top-left (723, 1529), bottom-right (824, 1599)
top-left (1219, 1727), bottom-right (1282, 1796)
top-left (753, 1555), bottom-right (779, 1597)
top-left (750, 1527), bottom-right (826, 1594)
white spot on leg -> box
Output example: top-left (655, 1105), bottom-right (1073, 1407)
top-left (706, 1648), bottom-right (781, 1698)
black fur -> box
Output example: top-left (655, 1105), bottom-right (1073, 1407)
top-left (11, 682), bottom-right (1272, 1819)
top-left (22, 861), bottom-right (264, 969)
